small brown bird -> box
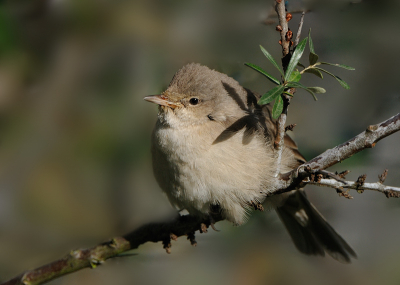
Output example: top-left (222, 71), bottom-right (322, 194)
top-left (144, 63), bottom-right (356, 263)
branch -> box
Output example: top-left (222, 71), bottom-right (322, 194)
top-left (273, 1), bottom-right (301, 176)
top-left (305, 113), bottom-right (400, 171)
top-left (294, 12), bottom-right (306, 46)
top-left (275, 0), bottom-right (290, 57)
top-left (309, 178), bottom-right (400, 198)
top-left (2, 215), bottom-right (222, 285)
top-left (276, 113), bottom-right (400, 193)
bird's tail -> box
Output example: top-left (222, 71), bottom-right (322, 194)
top-left (276, 190), bottom-right (357, 263)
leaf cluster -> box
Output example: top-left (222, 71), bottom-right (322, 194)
top-left (245, 30), bottom-right (355, 119)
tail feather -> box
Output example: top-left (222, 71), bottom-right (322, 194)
top-left (276, 190), bottom-right (357, 263)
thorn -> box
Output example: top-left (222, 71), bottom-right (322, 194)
top-left (356, 174), bottom-right (367, 193)
top-left (384, 190), bottom-right (400, 198)
top-left (336, 187), bottom-right (353, 199)
top-left (336, 170), bottom-right (351, 179)
top-left (378, 169), bottom-right (388, 183)
top-left (285, 124), bottom-right (296, 132)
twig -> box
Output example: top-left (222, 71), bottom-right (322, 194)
top-left (294, 12), bottom-right (306, 46)
top-left (273, 1), bottom-right (293, 177)
top-left (308, 178), bottom-right (400, 198)
top-left (274, 103), bottom-right (288, 177)
top-left (275, 0), bottom-right (290, 57)
top-left (304, 113), bottom-right (400, 171)
top-left (378, 169), bottom-right (388, 183)
top-left (285, 123), bottom-right (296, 132)
top-left (273, 2), bottom-right (306, 177)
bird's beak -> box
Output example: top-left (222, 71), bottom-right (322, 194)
top-left (143, 95), bottom-right (179, 109)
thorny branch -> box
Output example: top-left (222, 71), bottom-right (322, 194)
top-left (309, 178), bottom-right (400, 198)
top-left (273, 0), bottom-right (299, 176)
top-left (303, 113), bottom-right (400, 171)
top-left (2, 215), bottom-right (223, 285)
top-left (273, 1), bottom-right (307, 177)
top-left (276, 113), bottom-right (400, 194)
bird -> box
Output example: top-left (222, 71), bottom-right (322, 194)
top-left (144, 63), bottom-right (356, 263)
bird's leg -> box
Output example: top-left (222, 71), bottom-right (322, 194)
top-left (206, 204), bottom-right (222, 232)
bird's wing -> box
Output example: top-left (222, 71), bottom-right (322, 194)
top-left (244, 88), bottom-right (306, 164)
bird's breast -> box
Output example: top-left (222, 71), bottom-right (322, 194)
top-left (151, 119), bottom-right (276, 216)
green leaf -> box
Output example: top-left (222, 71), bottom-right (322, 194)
top-left (306, 89), bottom-right (318, 101)
top-left (316, 68), bottom-right (351, 89)
top-left (309, 53), bottom-right (319, 65)
top-left (297, 62), bottom-right (305, 68)
top-left (308, 29), bottom-right (315, 54)
top-left (258, 84), bottom-right (285, 105)
top-left (286, 81), bottom-right (318, 101)
top-left (320, 62), bottom-right (355, 70)
top-left (285, 38), bottom-right (308, 81)
top-left (286, 81), bottom-right (307, 89)
top-left (303, 68), bottom-right (323, 79)
top-left (288, 70), bottom-right (301, 82)
top-left (307, 87), bottom-right (326, 94)
top-left (308, 29), bottom-right (319, 65)
top-left (260, 45), bottom-right (284, 77)
top-left (244, 62), bottom-right (280, 85)
top-left (272, 95), bottom-right (284, 119)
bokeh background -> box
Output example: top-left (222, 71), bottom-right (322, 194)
top-left (0, 0), bottom-right (399, 284)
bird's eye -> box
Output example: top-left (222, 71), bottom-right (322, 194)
top-left (189, 98), bottom-right (199, 105)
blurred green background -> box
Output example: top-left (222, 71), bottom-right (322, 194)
top-left (0, 0), bottom-right (399, 284)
